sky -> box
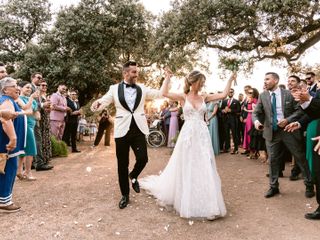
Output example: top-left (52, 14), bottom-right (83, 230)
top-left (50, 0), bottom-right (319, 95)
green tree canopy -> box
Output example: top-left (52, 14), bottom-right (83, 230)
top-left (157, 0), bottom-right (320, 66)
top-left (0, 0), bottom-right (51, 62)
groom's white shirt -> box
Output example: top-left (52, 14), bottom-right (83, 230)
top-left (98, 81), bottom-right (162, 138)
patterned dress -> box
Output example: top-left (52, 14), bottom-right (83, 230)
top-left (40, 95), bottom-right (52, 163)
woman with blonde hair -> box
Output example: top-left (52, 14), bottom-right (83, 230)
top-left (141, 69), bottom-right (236, 219)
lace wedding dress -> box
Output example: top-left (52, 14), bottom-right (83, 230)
top-left (140, 98), bottom-right (227, 219)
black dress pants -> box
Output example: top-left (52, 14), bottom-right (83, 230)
top-left (115, 121), bottom-right (148, 196)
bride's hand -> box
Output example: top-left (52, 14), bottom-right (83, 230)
top-left (164, 67), bottom-right (173, 80)
top-left (230, 72), bottom-right (237, 86)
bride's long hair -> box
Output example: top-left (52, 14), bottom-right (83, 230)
top-left (184, 70), bottom-right (206, 94)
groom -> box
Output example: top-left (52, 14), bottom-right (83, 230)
top-left (91, 61), bottom-right (163, 209)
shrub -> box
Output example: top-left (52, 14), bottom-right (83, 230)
top-left (51, 135), bottom-right (68, 157)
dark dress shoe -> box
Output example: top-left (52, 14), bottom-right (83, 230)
top-left (264, 188), bottom-right (280, 198)
top-left (72, 149), bottom-right (81, 153)
top-left (131, 179), bottom-right (140, 193)
top-left (230, 150), bottom-right (239, 155)
top-left (36, 164), bottom-right (54, 171)
top-left (289, 174), bottom-right (299, 181)
top-left (305, 186), bottom-right (315, 198)
top-left (119, 195), bottom-right (129, 209)
top-left (305, 210), bottom-right (320, 220)
top-left (241, 150), bottom-right (250, 155)
top-left (266, 172), bottom-right (283, 178)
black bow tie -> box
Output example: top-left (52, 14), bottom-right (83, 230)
top-left (124, 83), bottom-right (136, 88)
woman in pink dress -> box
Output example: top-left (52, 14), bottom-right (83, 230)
top-left (167, 101), bottom-right (179, 147)
top-left (242, 88), bottom-right (259, 159)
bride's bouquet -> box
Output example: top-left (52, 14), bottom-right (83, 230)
top-left (219, 56), bottom-right (246, 86)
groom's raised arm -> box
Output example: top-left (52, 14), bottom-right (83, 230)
top-left (91, 86), bottom-right (114, 112)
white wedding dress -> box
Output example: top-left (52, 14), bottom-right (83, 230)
top-left (140, 98), bottom-right (227, 219)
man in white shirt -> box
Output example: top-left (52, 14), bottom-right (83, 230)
top-left (252, 72), bottom-right (314, 199)
top-left (91, 61), bottom-right (165, 209)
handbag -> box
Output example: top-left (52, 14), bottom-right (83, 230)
top-left (0, 152), bottom-right (8, 174)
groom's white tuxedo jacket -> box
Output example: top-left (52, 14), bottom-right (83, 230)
top-left (98, 81), bottom-right (162, 138)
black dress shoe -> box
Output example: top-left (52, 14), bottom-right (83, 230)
top-left (36, 164), bottom-right (54, 171)
top-left (264, 188), bottom-right (280, 198)
top-left (230, 150), bottom-right (239, 155)
top-left (266, 172), bottom-right (283, 178)
top-left (72, 149), bottom-right (81, 153)
top-left (131, 178), bottom-right (140, 193)
top-left (119, 195), bottom-right (129, 209)
top-left (241, 150), bottom-right (250, 155)
top-left (305, 186), bottom-right (315, 198)
top-left (305, 210), bottom-right (320, 220)
top-left (289, 174), bottom-right (299, 181)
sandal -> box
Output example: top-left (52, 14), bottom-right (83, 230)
top-left (16, 173), bottom-right (26, 180)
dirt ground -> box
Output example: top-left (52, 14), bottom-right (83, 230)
top-left (1, 138), bottom-right (319, 240)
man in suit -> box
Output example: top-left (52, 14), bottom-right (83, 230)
top-left (50, 84), bottom-right (70, 140)
top-left (220, 88), bottom-right (241, 154)
top-left (62, 90), bottom-right (81, 152)
top-left (91, 61), bottom-right (164, 209)
top-left (253, 72), bottom-right (314, 198)
top-left (287, 88), bottom-right (320, 219)
top-left (306, 71), bottom-right (318, 97)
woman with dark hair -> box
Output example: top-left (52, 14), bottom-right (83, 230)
top-left (0, 77), bottom-right (26, 213)
top-left (16, 81), bottom-right (39, 181)
top-left (92, 110), bottom-right (112, 147)
top-left (242, 88), bottom-right (259, 159)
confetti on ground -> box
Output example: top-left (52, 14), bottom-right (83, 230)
top-left (54, 232), bottom-right (61, 238)
top-left (86, 224), bottom-right (93, 228)
top-left (188, 221), bottom-right (194, 226)
top-left (164, 224), bottom-right (170, 231)
top-left (97, 218), bottom-right (103, 222)
top-left (86, 167), bottom-right (92, 172)
top-left (39, 221), bottom-right (45, 226)
top-left (115, 232), bottom-right (120, 235)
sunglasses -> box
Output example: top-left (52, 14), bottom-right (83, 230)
top-left (306, 77), bottom-right (312, 80)
top-left (40, 84), bottom-right (47, 87)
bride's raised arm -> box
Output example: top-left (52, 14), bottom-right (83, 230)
top-left (160, 69), bottom-right (185, 102)
top-left (205, 72), bottom-right (237, 102)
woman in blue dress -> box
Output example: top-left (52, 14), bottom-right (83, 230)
top-left (0, 77), bottom-right (26, 213)
top-left (206, 101), bottom-right (220, 155)
top-left (16, 81), bottom-right (39, 181)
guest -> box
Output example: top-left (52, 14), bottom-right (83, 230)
top-left (16, 81), bottom-right (39, 181)
top-left (30, 73), bottom-right (53, 171)
top-left (34, 81), bottom-right (52, 166)
top-left (0, 77), bottom-right (26, 213)
top-left (77, 115), bottom-right (87, 141)
top-left (242, 88), bottom-right (258, 158)
top-left (220, 88), bottom-right (241, 154)
top-left (160, 101), bottom-right (171, 145)
top-left (252, 72), bottom-right (314, 198)
top-left (89, 120), bottom-right (98, 141)
top-left (93, 110), bottom-right (112, 147)
top-left (306, 71), bottom-right (318, 97)
top-left (167, 101), bottom-right (179, 148)
top-left (206, 99), bottom-right (220, 155)
top-left (63, 90), bottom-right (82, 152)
top-left (50, 84), bottom-right (70, 140)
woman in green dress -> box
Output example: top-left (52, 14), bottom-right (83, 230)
top-left (16, 81), bottom-right (39, 181)
top-left (206, 101), bottom-right (220, 155)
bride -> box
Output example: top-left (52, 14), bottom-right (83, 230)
top-left (140, 69), bottom-right (237, 219)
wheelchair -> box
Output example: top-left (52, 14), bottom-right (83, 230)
top-left (146, 119), bottom-right (166, 148)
